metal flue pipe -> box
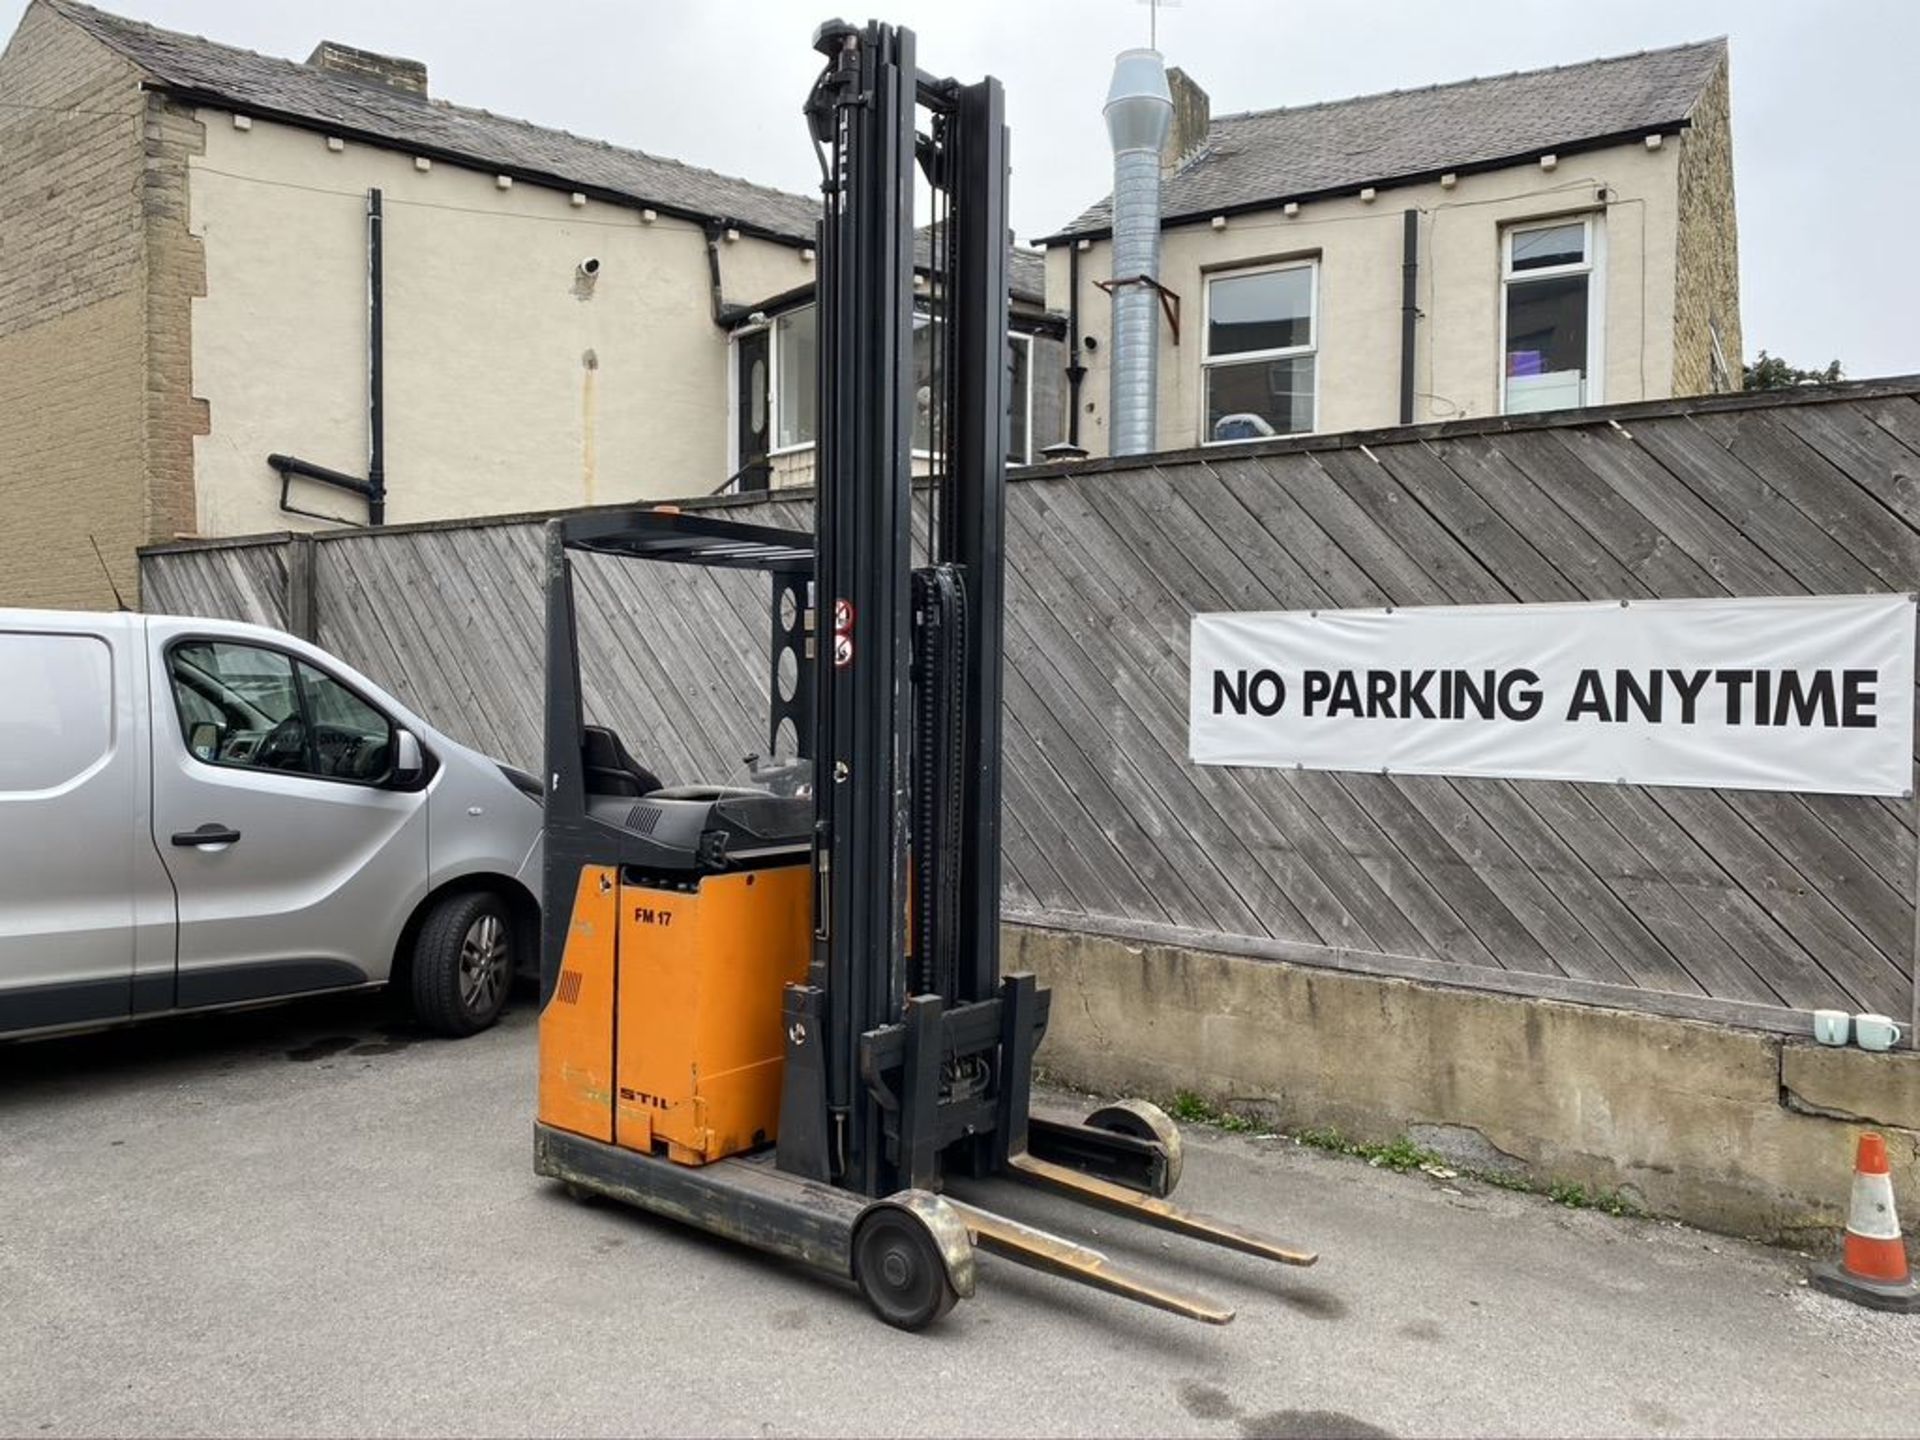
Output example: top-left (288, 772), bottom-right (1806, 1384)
top-left (1103, 48), bottom-right (1172, 457)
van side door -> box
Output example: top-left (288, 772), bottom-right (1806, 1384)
top-left (146, 625), bottom-right (429, 1006)
top-left (0, 616), bottom-right (156, 1033)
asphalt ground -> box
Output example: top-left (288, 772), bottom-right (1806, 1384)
top-left (2, 990), bottom-right (1916, 1438)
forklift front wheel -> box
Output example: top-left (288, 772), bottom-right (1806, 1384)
top-left (852, 1199), bottom-right (970, 1331)
top-left (1087, 1099), bottom-right (1185, 1198)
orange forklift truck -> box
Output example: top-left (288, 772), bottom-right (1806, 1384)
top-left (533, 18), bottom-right (1317, 1329)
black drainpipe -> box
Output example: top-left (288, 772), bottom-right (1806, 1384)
top-left (704, 222), bottom-right (752, 328)
top-left (1398, 207), bottom-right (1418, 427)
top-left (1065, 242), bottom-right (1087, 446)
top-left (267, 186), bottom-right (389, 525)
top-left (366, 186), bottom-right (386, 524)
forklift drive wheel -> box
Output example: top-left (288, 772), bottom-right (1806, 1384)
top-left (852, 1205), bottom-right (964, 1331)
top-left (1086, 1099), bottom-right (1184, 1197)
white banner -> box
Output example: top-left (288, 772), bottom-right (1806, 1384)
top-left (1190, 594), bottom-right (1917, 796)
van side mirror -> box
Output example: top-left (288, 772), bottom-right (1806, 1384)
top-left (389, 729), bottom-right (425, 788)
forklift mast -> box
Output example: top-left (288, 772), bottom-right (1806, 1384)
top-left (779, 19), bottom-right (1013, 1197)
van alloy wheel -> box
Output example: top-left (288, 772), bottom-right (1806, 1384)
top-left (409, 890), bottom-right (515, 1036)
top-left (459, 913), bottom-right (509, 1015)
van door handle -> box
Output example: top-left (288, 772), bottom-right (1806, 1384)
top-left (172, 824), bottom-right (242, 847)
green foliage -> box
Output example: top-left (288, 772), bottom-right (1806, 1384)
top-left (1168, 1099), bottom-right (1650, 1219)
top-left (1547, 1181), bottom-right (1647, 1218)
top-left (1167, 1090), bottom-right (1217, 1123)
top-left (1473, 1169), bottom-right (1535, 1194)
top-left (1743, 350), bottom-right (1843, 391)
top-left (1257, 1122), bottom-right (1440, 1172)
top-left (1167, 1090), bottom-right (1260, 1131)
top-left (1368, 1135), bottom-right (1443, 1173)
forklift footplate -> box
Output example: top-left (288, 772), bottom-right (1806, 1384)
top-left (945, 1198), bottom-right (1233, 1324)
top-left (1008, 1152), bottom-right (1319, 1267)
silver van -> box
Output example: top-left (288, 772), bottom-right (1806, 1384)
top-left (0, 609), bottom-right (543, 1040)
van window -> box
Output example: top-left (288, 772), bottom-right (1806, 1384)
top-left (168, 641), bottom-right (393, 784)
top-left (297, 661), bottom-right (394, 782)
top-left (169, 641), bottom-right (306, 773)
top-left (0, 632), bottom-right (114, 793)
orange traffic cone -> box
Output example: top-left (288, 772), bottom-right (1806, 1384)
top-left (1811, 1133), bottom-right (1920, 1312)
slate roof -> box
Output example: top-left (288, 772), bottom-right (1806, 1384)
top-left (1043, 38), bottom-right (1726, 241)
top-left (916, 224), bottom-right (1048, 310)
top-left (43, 1), bottom-right (1052, 305)
top-left (44, 0), bottom-right (823, 241)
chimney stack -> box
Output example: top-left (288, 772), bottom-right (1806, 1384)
top-left (1160, 68), bottom-right (1210, 175)
top-left (306, 41), bottom-right (429, 97)
top-left (1104, 48), bottom-right (1174, 459)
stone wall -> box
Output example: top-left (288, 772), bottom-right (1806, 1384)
top-left (1014, 922), bottom-right (1919, 1250)
top-left (1671, 57), bottom-right (1743, 395)
top-left (0, 1), bottom-right (150, 609)
top-left (140, 90), bottom-right (209, 561)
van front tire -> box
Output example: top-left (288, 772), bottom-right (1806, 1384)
top-left (410, 890), bottom-right (515, 1037)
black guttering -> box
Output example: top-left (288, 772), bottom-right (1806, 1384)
top-left (366, 186), bottom-right (386, 523)
top-left (1398, 208), bottom-right (1417, 427)
top-left (139, 80), bottom-right (817, 250)
top-left (1031, 121), bottom-right (1696, 247)
top-left (265, 184), bottom-right (387, 525)
top-left (1065, 242), bottom-right (1086, 446)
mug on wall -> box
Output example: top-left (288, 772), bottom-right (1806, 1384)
top-left (1812, 1010), bottom-right (1851, 1047)
top-left (1853, 1013), bottom-right (1904, 1052)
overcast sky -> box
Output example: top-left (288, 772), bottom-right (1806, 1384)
top-left (7, 0), bottom-right (1916, 375)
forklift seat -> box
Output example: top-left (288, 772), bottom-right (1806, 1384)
top-left (581, 725), bottom-right (662, 798)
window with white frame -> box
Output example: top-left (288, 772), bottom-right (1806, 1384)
top-left (1007, 332), bottom-right (1032, 466)
top-left (773, 305), bottom-right (817, 450)
top-left (1502, 217), bottom-right (1602, 414)
top-left (741, 302), bottom-right (1033, 470)
top-left (1202, 260), bottom-right (1317, 443)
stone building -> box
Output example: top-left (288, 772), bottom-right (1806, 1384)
top-left (1040, 40), bottom-right (1741, 456)
top-left (0, 0), bottom-right (1057, 608)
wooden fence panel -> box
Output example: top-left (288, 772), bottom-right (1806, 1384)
top-left (139, 384), bottom-right (1920, 1027)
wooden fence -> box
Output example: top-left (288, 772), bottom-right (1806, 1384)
top-left (142, 379), bottom-right (1920, 1036)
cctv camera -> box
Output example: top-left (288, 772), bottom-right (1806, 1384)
top-left (577, 257), bottom-right (601, 278)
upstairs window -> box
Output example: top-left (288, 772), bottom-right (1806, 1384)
top-left (1203, 260), bottom-right (1317, 443)
top-left (1502, 217), bottom-right (1602, 413)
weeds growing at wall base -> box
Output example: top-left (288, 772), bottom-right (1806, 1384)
top-left (1165, 1090), bottom-right (1648, 1219)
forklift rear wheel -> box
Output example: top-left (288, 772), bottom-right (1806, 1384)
top-left (1087, 1099), bottom-right (1184, 1197)
top-left (852, 1208), bottom-right (960, 1330)
top-left (410, 890), bottom-right (516, 1037)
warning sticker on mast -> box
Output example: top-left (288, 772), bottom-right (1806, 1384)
top-left (1189, 594), bottom-right (1917, 796)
